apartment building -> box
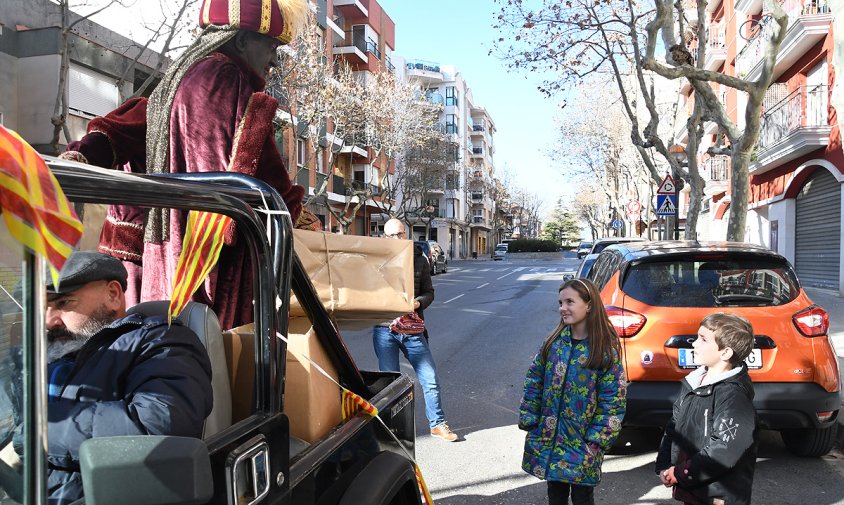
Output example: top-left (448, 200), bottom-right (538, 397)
top-left (0, 0), bottom-right (165, 152)
top-left (680, 0), bottom-right (839, 291)
top-left (396, 58), bottom-right (500, 258)
top-left (273, 0), bottom-right (397, 235)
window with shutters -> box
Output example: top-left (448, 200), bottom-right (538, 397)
top-left (68, 64), bottom-right (118, 117)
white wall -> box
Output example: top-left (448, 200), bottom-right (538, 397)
top-left (16, 54), bottom-right (60, 145)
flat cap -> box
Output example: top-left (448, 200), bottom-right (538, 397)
top-left (47, 251), bottom-right (128, 294)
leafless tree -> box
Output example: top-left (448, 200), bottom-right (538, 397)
top-left (275, 12), bottom-right (369, 233)
top-left (49, 0), bottom-right (197, 154)
top-left (494, 0), bottom-right (789, 241)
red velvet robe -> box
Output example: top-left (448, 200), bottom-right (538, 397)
top-left (141, 50), bottom-right (304, 329)
top-left (66, 50), bottom-right (304, 329)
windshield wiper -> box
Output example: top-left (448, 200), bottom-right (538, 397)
top-left (714, 293), bottom-right (775, 305)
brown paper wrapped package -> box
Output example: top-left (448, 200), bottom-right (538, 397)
top-left (291, 229), bottom-right (415, 324)
top-left (222, 320), bottom-right (342, 443)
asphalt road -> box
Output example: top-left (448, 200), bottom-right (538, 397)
top-left (338, 255), bottom-right (844, 504)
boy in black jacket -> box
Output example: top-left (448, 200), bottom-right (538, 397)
top-left (656, 313), bottom-right (758, 505)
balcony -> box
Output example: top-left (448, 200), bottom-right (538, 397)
top-left (295, 168), bottom-right (310, 188)
top-left (333, 0), bottom-right (368, 17)
top-left (334, 31), bottom-right (381, 64)
top-left (752, 84), bottom-right (831, 174)
top-left (703, 22), bottom-right (726, 71)
top-left (704, 156), bottom-right (730, 195)
top-left (471, 147), bottom-right (484, 157)
top-left (385, 57), bottom-right (395, 73)
top-left (332, 174), bottom-right (345, 194)
top-left (736, 2), bottom-right (831, 82)
top-left (471, 192), bottom-right (484, 201)
top-left (471, 216), bottom-right (490, 229)
top-left (405, 59), bottom-right (444, 83)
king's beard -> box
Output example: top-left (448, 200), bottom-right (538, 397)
top-left (47, 306), bottom-right (117, 363)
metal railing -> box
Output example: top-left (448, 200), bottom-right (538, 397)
top-left (472, 216), bottom-right (486, 225)
top-left (708, 22), bottom-right (726, 48)
top-left (296, 168), bottom-right (310, 187)
top-left (406, 59), bottom-right (441, 73)
top-left (385, 57), bottom-right (395, 72)
top-left (758, 85), bottom-right (828, 151)
top-left (471, 192), bottom-right (484, 201)
top-left (332, 174), bottom-right (345, 193)
top-left (472, 123), bottom-right (485, 132)
top-left (705, 157), bottom-right (730, 182)
top-left (472, 147), bottom-right (483, 155)
top-left (736, 1), bottom-right (832, 77)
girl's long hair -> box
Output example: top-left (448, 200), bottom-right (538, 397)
top-left (540, 278), bottom-right (622, 370)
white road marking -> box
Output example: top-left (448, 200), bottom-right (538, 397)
top-left (497, 271), bottom-right (516, 280)
top-left (476, 282), bottom-right (489, 289)
top-left (443, 294), bottom-right (465, 304)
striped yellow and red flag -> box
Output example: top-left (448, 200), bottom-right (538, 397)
top-left (341, 388), bottom-right (379, 421)
top-left (414, 464), bottom-right (435, 505)
top-left (168, 210), bottom-right (231, 323)
top-left (0, 126), bottom-right (83, 284)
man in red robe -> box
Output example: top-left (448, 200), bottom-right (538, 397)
top-left (61, 0), bottom-right (308, 329)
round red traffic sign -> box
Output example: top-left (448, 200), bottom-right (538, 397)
top-left (627, 200), bottom-right (642, 213)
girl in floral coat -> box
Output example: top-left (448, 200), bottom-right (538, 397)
top-left (519, 278), bottom-right (627, 505)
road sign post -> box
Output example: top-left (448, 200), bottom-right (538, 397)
top-left (657, 174), bottom-right (680, 240)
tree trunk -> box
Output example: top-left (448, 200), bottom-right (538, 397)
top-left (726, 150), bottom-right (752, 241)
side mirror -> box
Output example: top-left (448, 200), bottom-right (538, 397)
top-left (563, 274), bottom-right (574, 282)
top-left (79, 436), bottom-right (213, 505)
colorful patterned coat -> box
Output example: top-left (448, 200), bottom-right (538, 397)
top-left (519, 327), bottom-right (627, 485)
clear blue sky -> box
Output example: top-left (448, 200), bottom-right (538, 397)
top-left (379, 0), bottom-right (569, 213)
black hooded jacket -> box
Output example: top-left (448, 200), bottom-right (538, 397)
top-left (655, 363), bottom-right (758, 505)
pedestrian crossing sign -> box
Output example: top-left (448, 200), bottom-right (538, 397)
top-left (656, 194), bottom-right (676, 216)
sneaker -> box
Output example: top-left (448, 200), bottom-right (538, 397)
top-left (431, 423), bottom-right (458, 442)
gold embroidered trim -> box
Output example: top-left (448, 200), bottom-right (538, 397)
top-left (259, 0), bottom-right (272, 34)
top-left (201, 0), bottom-right (212, 25)
top-left (229, 0), bottom-right (241, 29)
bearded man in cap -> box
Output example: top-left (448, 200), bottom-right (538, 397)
top-left (42, 251), bottom-right (212, 505)
top-left (60, 0), bottom-right (309, 329)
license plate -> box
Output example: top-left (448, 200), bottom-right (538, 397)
top-left (678, 349), bottom-right (762, 369)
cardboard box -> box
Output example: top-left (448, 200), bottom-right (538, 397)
top-left (283, 317), bottom-right (342, 443)
top-left (290, 229), bottom-right (414, 324)
top-left (222, 323), bottom-right (256, 425)
top-left (222, 320), bottom-right (342, 443)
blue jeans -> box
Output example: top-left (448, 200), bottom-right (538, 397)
top-left (372, 326), bottom-right (445, 428)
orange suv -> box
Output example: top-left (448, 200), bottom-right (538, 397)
top-left (586, 241), bottom-right (841, 456)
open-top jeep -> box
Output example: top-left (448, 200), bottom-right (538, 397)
top-left (0, 158), bottom-right (425, 504)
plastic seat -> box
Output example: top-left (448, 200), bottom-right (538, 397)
top-left (127, 301), bottom-right (232, 439)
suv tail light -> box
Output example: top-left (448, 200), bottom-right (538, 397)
top-left (605, 306), bottom-right (647, 338)
top-left (792, 305), bottom-right (829, 337)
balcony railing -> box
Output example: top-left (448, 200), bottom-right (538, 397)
top-left (348, 31), bottom-right (381, 60)
top-left (332, 174), bottom-right (345, 193)
top-left (471, 192), bottom-right (484, 201)
top-left (296, 168), bottom-right (310, 187)
top-left (472, 216), bottom-right (486, 225)
top-left (736, 1), bottom-right (832, 77)
top-left (385, 57), bottom-right (395, 72)
top-left (705, 156), bottom-right (730, 182)
top-left (472, 147), bottom-right (483, 155)
top-left (708, 22), bottom-right (726, 48)
top-left (472, 123), bottom-right (485, 132)
top-left (758, 84), bottom-right (828, 151)
top-left (406, 59), bottom-right (441, 73)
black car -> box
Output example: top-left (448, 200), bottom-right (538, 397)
top-left (415, 240), bottom-right (448, 274)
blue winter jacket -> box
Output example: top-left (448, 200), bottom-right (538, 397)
top-left (46, 312), bottom-right (213, 504)
top-left (519, 327), bottom-right (626, 485)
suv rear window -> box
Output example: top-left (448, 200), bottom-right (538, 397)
top-left (621, 255), bottom-right (800, 307)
